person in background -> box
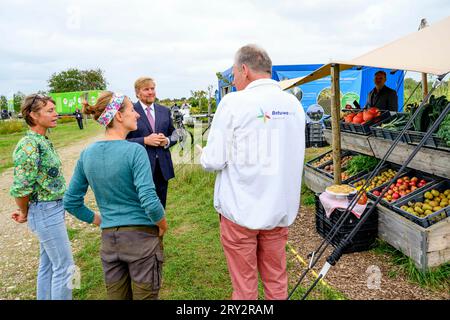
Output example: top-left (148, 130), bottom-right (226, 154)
top-left (127, 77), bottom-right (177, 208)
top-left (64, 91), bottom-right (167, 300)
top-left (200, 44), bottom-right (306, 300)
top-left (366, 70), bottom-right (398, 112)
top-left (74, 108), bottom-right (83, 129)
top-left (10, 93), bottom-right (74, 300)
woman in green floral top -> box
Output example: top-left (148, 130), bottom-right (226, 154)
top-left (10, 94), bottom-right (91, 300)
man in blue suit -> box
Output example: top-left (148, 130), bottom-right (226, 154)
top-left (127, 77), bottom-right (177, 208)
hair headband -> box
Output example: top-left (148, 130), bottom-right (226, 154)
top-left (97, 93), bottom-right (126, 126)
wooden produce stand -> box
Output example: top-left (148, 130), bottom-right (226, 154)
top-left (282, 17), bottom-right (450, 271)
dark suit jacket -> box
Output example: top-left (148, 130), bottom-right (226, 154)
top-left (367, 85), bottom-right (398, 112)
top-left (127, 101), bottom-right (177, 181)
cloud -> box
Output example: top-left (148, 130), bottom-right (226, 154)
top-left (0, 0), bottom-right (449, 100)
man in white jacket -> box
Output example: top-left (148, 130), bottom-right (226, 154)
top-left (200, 44), bottom-right (305, 300)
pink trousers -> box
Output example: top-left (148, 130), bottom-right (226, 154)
top-left (219, 215), bottom-right (289, 300)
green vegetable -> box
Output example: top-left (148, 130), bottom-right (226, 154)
top-left (437, 114), bottom-right (450, 146)
top-left (381, 113), bottom-right (410, 131)
top-left (410, 95), bottom-right (449, 132)
top-left (345, 155), bottom-right (379, 176)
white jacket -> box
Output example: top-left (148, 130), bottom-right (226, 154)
top-left (200, 79), bottom-right (305, 230)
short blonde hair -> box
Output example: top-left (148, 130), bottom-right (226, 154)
top-left (134, 77), bottom-right (156, 97)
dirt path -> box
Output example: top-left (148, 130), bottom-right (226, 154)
top-left (0, 134), bottom-right (102, 300)
top-left (287, 207), bottom-right (449, 300)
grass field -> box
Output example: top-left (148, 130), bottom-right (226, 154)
top-left (0, 120), bottom-right (103, 173)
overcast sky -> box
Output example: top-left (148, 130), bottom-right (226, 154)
top-left (1, 0), bottom-right (449, 99)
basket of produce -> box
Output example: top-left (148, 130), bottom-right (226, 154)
top-left (370, 113), bottom-right (410, 142)
top-left (306, 150), bottom-right (334, 170)
top-left (341, 108), bottom-right (391, 135)
top-left (325, 184), bottom-right (357, 199)
top-left (319, 154), bottom-right (379, 184)
top-left (392, 180), bottom-right (450, 228)
top-left (369, 171), bottom-right (437, 207)
top-left (405, 95), bottom-right (450, 151)
top-left (350, 164), bottom-right (399, 195)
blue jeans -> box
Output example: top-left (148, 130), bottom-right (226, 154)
top-left (27, 200), bottom-right (74, 300)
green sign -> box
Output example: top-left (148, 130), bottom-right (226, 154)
top-left (49, 90), bottom-right (102, 114)
top-left (341, 92), bottom-right (360, 109)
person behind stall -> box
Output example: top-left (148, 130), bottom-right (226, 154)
top-left (366, 70), bottom-right (398, 112)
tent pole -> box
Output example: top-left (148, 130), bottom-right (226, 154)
top-left (331, 63), bottom-right (342, 184)
top-left (422, 73), bottom-right (428, 98)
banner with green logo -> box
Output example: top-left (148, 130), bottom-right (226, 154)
top-left (49, 90), bottom-right (103, 114)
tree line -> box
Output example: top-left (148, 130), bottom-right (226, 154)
top-left (3, 68), bottom-right (216, 115)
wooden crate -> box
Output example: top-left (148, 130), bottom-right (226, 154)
top-left (377, 205), bottom-right (450, 270)
top-left (303, 168), bottom-right (450, 270)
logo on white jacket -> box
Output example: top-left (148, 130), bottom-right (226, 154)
top-left (257, 108), bottom-right (271, 123)
top-left (258, 108), bottom-right (295, 122)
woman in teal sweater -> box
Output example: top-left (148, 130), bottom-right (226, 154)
top-left (63, 91), bottom-right (167, 300)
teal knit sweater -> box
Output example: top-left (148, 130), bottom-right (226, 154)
top-left (63, 140), bottom-right (164, 228)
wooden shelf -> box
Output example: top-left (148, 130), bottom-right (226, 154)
top-left (323, 129), bottom-right (450, 179)
top-left (323, 129), bottom-right (374, 156)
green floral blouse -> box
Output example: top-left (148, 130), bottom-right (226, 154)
top-left (10, 130), bottom-right (66, 202)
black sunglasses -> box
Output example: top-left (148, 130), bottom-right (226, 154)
top-left (29, 94), bottom-right (46, 108)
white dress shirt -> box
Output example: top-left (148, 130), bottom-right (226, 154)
top-left (200, 79), bottom-right (306, 230)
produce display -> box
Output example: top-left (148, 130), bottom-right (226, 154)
top-left (353, 168), bottom-right (397, 191)
top-left (326, 184), bottom-right (356, 195)
top-left (322, 155), bottom-right (353, 174)
top-left (409, 95), bottom-right (448, 133)
top-left (311, 152), bottom-right (333, 167)
top-left (399, 188), bottom-right (450, 219)
top-left (343, 107), bottom-right (381, 125)
top-left (345, 155), bottom-right (379, 176)
top-left (437, 113), bottom-right (450, 147)
top-left (380, 113), bottom-right (410, 131)
top-left (373, 175), bottom-right (430, 203)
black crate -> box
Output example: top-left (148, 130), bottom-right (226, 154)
top-left (307, 140), bottom-right (329, 148)
top-left (371, 126), bottom-right (408, 143)
top-left (392, 180), bottom-right (450, 228)
top-left (370, 113), bottom-right (409, 143)
top-left (368, 170), bottom-right (439, 208)
top-left (306, 150), bottom-right (334, 170)
top-left (405, 130), bottom-right (450, 152)
top-left (341, 110), bottom-right (391, 135)
top-left (315, 194), bottom-right (378, 254)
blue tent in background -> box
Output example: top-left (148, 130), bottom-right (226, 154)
top-left (217, 64), bottom-right (404, 114)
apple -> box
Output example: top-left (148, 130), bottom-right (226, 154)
top-left (411, 177), bottom-right (418, 182)
top-left (388, 190), bottom-right (394, 195)
top-left (373, 190), bottom-right (381, 196)
top-left (392, 193), bottom-right (400, 200)
top-left (417, 182), bottom-right (425, 188)
top-left (420, 179), bottom-right (427, 185)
